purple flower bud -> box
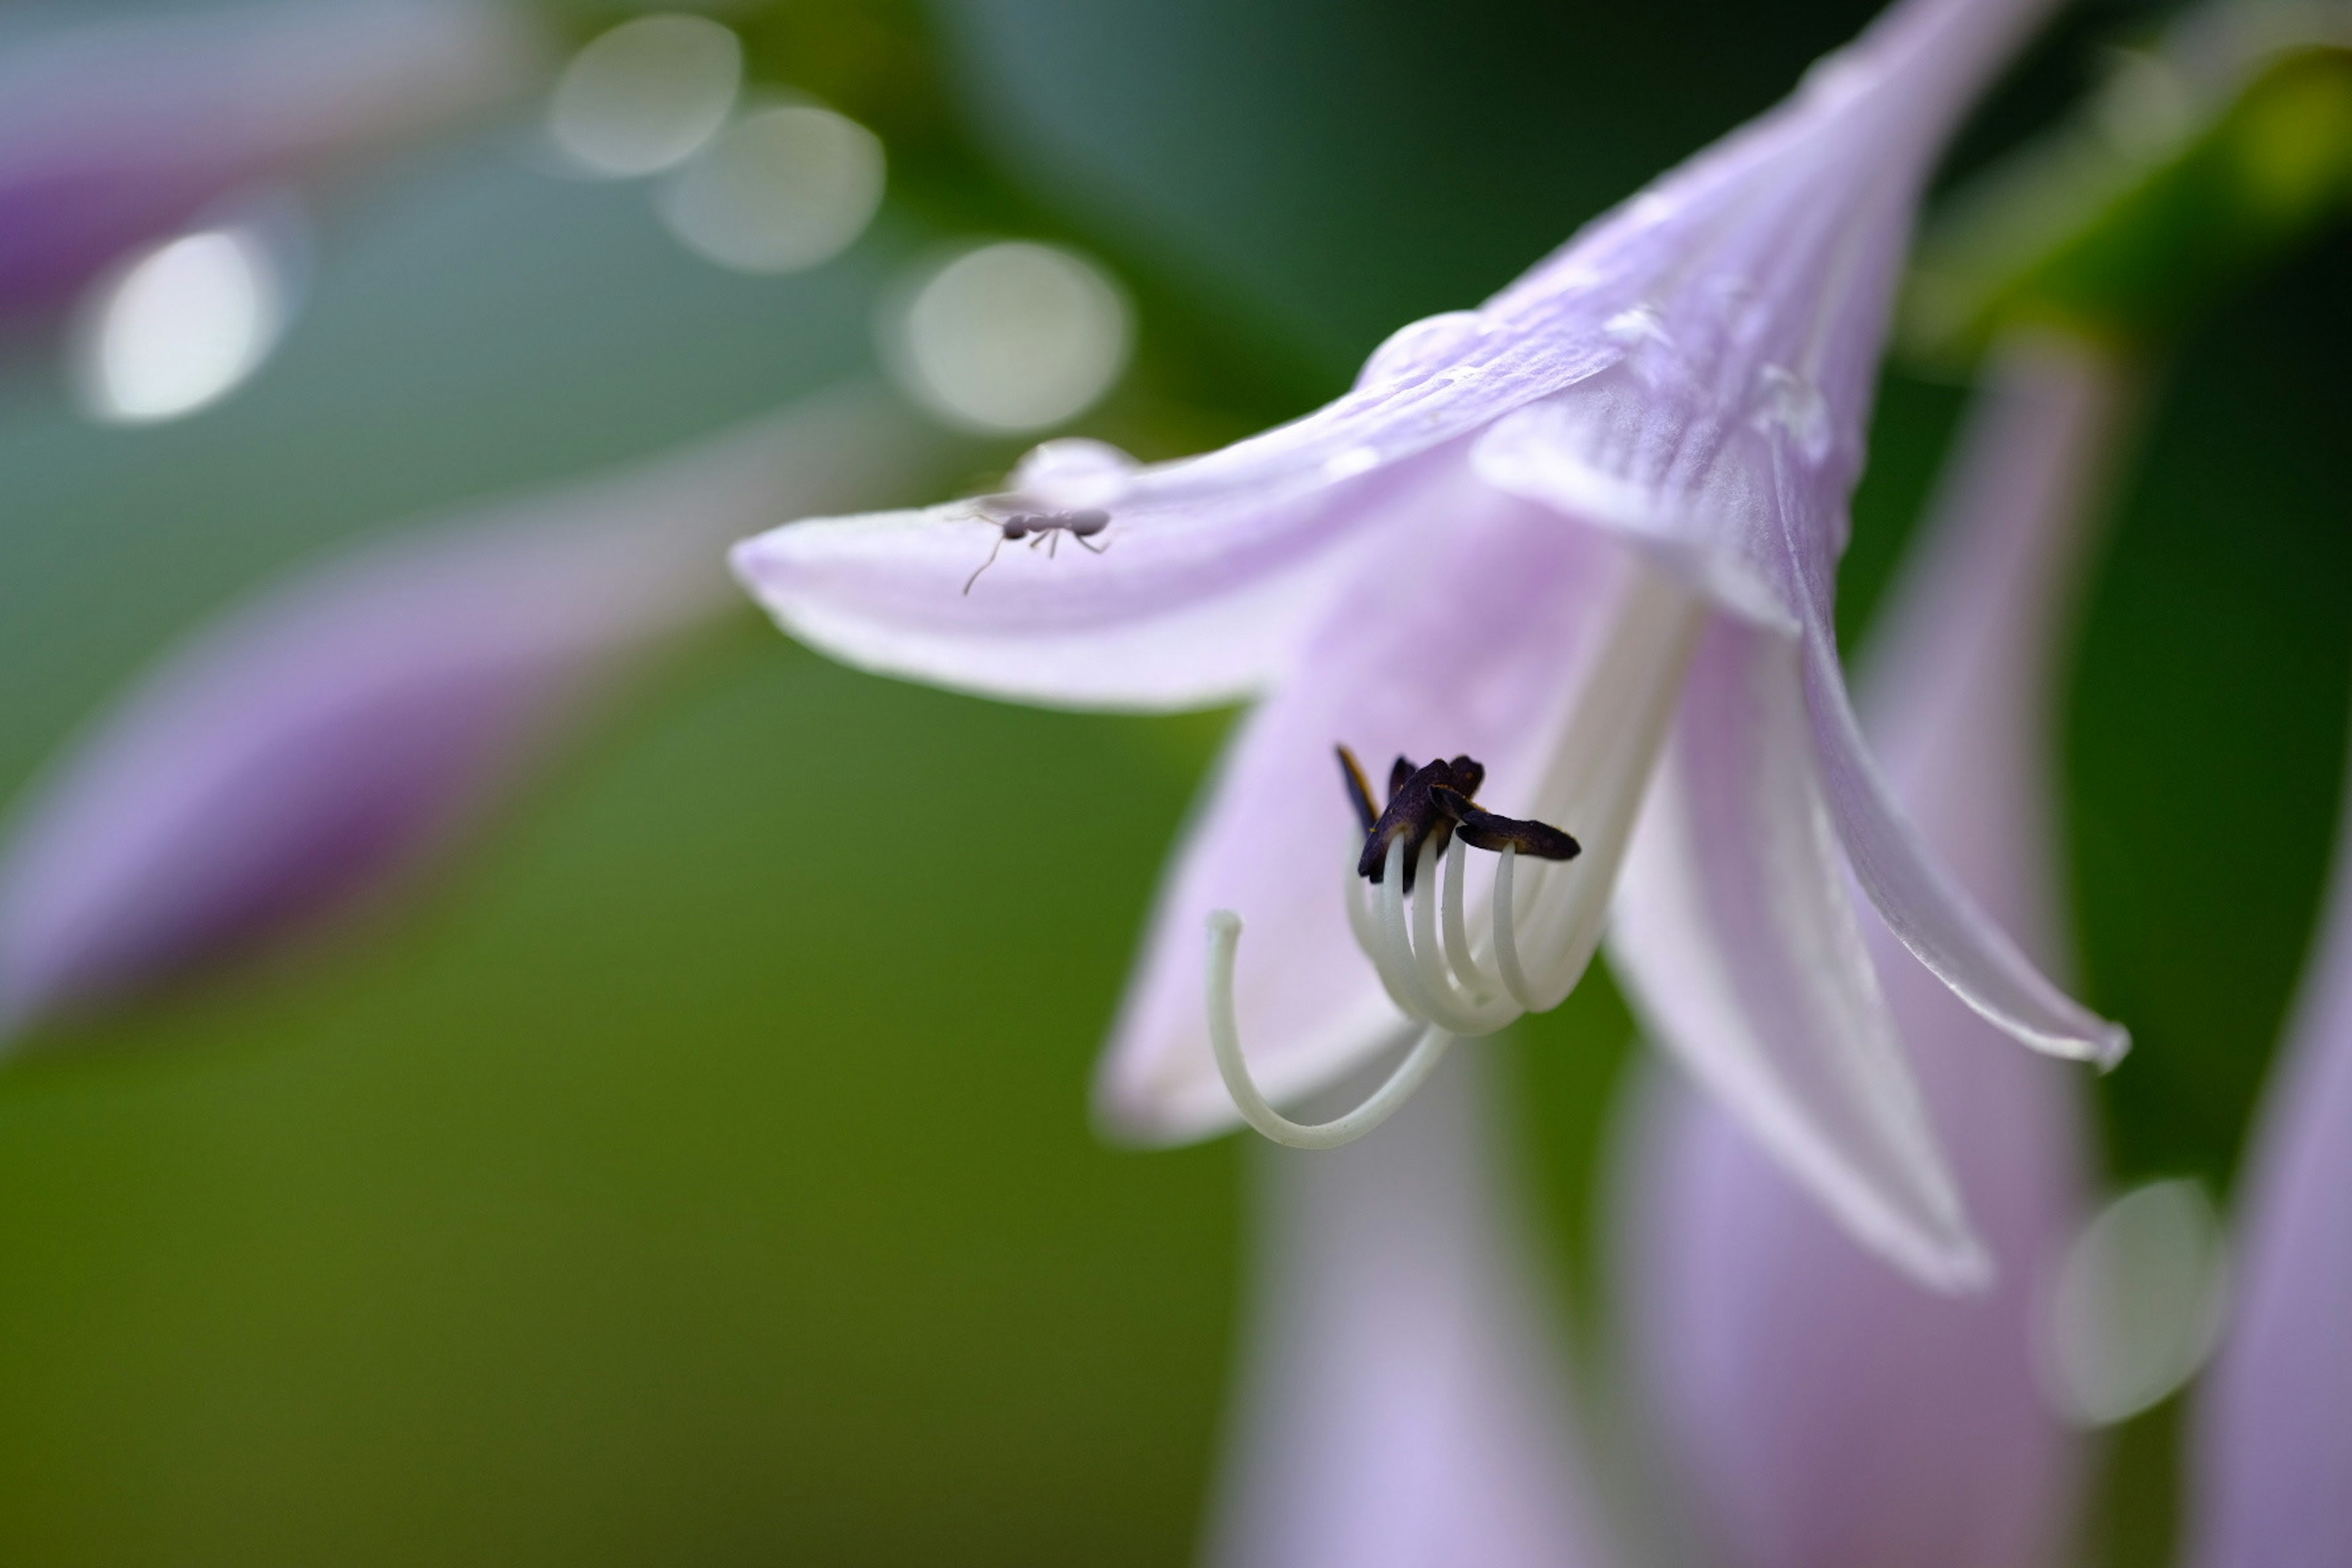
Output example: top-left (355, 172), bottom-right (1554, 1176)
top-left (0, 393), bottom-right (933, 1039)
top-left (1201, 1052), bottom-right (1607, 1568)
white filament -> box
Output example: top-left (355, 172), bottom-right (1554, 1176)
top-left (1206, 839), bottom-right (1525, 1150)
top-left (1207, 911), bottom-right (1453, 1149)
top-left (1386, 839), bottom-right (1518, 1035)
top-left (1492, 846), bottom-right (1542, 1012)
top-left (1204, 552), bottom-right (1708, 1149)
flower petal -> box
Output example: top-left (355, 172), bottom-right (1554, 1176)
top-left (740, 0), bottom-right (2062, 723)
top-left (1795, 587), bottom-right (2130, 1065)
top-left (0, 392), bottom-right (932, 1038)
top-left (1203, 1050), bottom-right (1607, 1568)
top-left (1453, 0), bottom-right (2120, 1073)
top-left (734, 442), bottom-right (1522, 712)
top-left (1626, 1043), bottom-right (2081, 1567)
top-left (1792, 468), bottom-right (2130, 1068)
top-left (1152, 0), bottom-right (2055, 540)
top-left (1465, 0), bottom-right (2060, 617)
top-left (1489, 222), bottom-right (2131, 1073)
top-left (1466, 96), bottom-right (1918, 628)
top-left (1093, 474), bottom-right (1635, 1139)
top-left (1610, 614), bottom-right (1985, 1290)
top-left (1621, 339), bottom-right (2108, 1568)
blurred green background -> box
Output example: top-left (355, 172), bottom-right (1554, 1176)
top-left (1, 0), bottom-right (2347, 1562)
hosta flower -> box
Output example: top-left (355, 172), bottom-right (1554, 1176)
top-left (1199, 333), bottom-right (2120, 1568)
top-left (0, 0), bottom-right (535, 316)
top-left (1626, 333), bottom-right (2116, 1568)
top-left (0, 392), bottom-right (931, 1041)
top-left (2187, 692), bottom-right (2352, 1566)
top-left (1201, 1052), bottom-right (1604, 1568)
top-left (733, 0), bottom-right (2127, 1284)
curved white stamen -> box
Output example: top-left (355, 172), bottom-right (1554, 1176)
top-left (1361, 838), bottom-right (1440, 1017)
top-left (1409, 837), bottom-right (1460, 1000)
top-left (1379, 839), bottom-right (1516, 1035)
top-left (1491, 845), bottom-right (1547, 1013)
top-left (1208, 555), bottom-right (1710, 1150)
top-left (1206, 910), bottom-right (1453, 1148)
top-left (1411, 837), bottom-right (1518, 1031)
top-left (1344, 850), bottom-right (1383, 950)
top-left (1344, 850), bottom-right (1420, 1018)
top-left (1440, 830), bottom-right (1490, 992)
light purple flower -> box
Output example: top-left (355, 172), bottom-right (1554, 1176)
top-left (1200, 1049), bottom-right (1605, 1568)
top-left (0, 0), bottom-right (537, 315)
top-left (733, 0), bottom-right (2126, 1285)
top-left (1204, 326), bottom-right (2119, 1568)
top-left (0, 391), bottom-right (935, 1040)
top-left (2186, 688), bottom-right (2352, 1567)
top-left (1624, 333), bottom-right (2120, 1568)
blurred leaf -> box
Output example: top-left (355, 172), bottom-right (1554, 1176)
top-left (2071, 228), bottom-right (2352, 1193)
top-left (1909, 40), bottom-right (2352, 362)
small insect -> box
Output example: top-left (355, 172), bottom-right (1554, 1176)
top-left (962, 506), bottom-right (1112, 595)
top-left (1336, 744), bottom-right (1580, 892)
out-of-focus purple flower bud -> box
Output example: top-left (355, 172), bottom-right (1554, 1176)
top-left (0, 0), bottom-right (539, 317)
top-left (1201, 1050), bottom-right (1607, 1568)
top-left (1622, 334), bottom-right (2126, 1568)
top-left (0, 390), bottom-right (937, 1041)
top-left (2187, 704), bottom-right (2352, 1567)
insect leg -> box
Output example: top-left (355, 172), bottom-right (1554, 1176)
top-left (962, 533), bottom-right (1008, 595)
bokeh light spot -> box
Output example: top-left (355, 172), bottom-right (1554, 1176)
top-left (885, 242), bottom-right (1131, 434)
top-left (74, 228), bottom-right (290, 426)
top-left (656, 104), bottom-right (886, 274)
top-left (547, 13), bottom-right (741, 178)
top-left (2038, 1177), bottom-right (2231, 1427)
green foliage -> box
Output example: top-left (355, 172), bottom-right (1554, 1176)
top-left (1910, 39), bottom-right (2352, 361)
top-left (0, 641), bottom-right (1242, 1564)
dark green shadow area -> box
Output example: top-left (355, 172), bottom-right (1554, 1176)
top-left (2071, 226), bottom-right (2352, 1197)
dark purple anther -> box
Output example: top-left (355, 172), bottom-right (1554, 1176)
top-left (1337, 745), bottom-right (1577, 892)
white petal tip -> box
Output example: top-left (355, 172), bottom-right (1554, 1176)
top-left (726, 529), bottom-right (785, 595)
top-left (2014, 1015), bottom-right (2132, 1072)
